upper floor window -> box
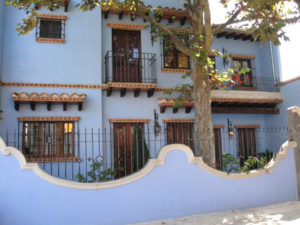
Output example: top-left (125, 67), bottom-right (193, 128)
top-left (232, 58), bottom-right (252, 76)
top-left (39, 19), bottom-right (63, 39)
top-left (163, 35), bottom-right (190, 69)
top-left (232, 58), bottom-right (253, 87)
top-left (35, 14), bottom-right (67, 43)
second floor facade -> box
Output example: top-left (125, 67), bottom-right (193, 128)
top-left (0, 1), bottom-right (284, 133)
top-left (0, 1), bottom-right (281, 90)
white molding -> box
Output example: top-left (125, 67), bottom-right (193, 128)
top-left (211, 90), bottom-right (283, 101)
top-left (0, 138), bottom-right (297, 190)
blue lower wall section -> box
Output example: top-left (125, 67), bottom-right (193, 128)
top-left (0, 147), bottom-right (297, 225)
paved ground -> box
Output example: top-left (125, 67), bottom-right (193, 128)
top-left (135, 201), bottom-right (300, 225)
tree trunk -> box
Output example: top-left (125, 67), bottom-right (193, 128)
top-left (192, 59), bottom-right (216, 168)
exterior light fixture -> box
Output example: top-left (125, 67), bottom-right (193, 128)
top-left (227, 118), bottom-right (234, 137)
top-left (154, 109), bottom-right (161, 136)
top-left (222, 48), bottom-right (229, 68)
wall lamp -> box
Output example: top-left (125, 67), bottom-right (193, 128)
top-left (227, 118), bottom-right (234, 137)
top-left (222, 48), bottom-right (229, 68)
top-left (154, 109), bottom-right (161, 136)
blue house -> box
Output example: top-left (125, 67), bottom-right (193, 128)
top-left (0, 0), bottom-right (287, 181)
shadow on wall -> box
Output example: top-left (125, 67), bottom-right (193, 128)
top-left (0, 138), bottom-right (298, 225)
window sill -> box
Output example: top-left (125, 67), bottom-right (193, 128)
top-left (36, 37), bottom-right (65, 44)
top-left (25, 156), bottom-right (79, 163)
top-left (161, 68), bottom-right (192, 74)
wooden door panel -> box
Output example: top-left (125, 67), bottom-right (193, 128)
top-left (112, 29), bottom-right (141, 83)
top-left (238, 128), bottom-right (257, 167)
top-left (166, 123), bottom-right (194, 151)
top-left (214, 128), bottom-right (222, 170)
top-left (113, 123), bottom-right (144, 178)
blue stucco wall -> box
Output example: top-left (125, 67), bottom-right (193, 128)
top-left (2, 1), bottom-right (102, 84)
top-left (0, 1), bottom-right (285, 177)
top-left (0, 1), bottom-right (282, 131)
top-left (0, 0), bottom-right (4, 110)
top-left (277, 80), bottom-right (300, 126)
top-left (101, 12), bottom-right (280, 125)
top-left (0, 146), bottom-right (298, 225)
top-left (0, 1), bottom-right (103, 130)
top-left (0, 1), bottom-right (4, 71)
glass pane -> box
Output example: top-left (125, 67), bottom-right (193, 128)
top-left (233, 60), bottom-right (241, 72)
top-left (42, 123), bottom-right (56, 156)
top-left (63, 123), bottom-right (73, 155)
top-left (163, 35), bottom-right (190, 69)
top-left (178, 53), bottom-right (189, 69)
top-left (242, 60), bottom-right (249, 69)
top-left (163, 38), bottom-right (176, 68)
top-left (40, 20), bottom-right (62, 38)
top-left (24, 122), bottom-right (39, 156)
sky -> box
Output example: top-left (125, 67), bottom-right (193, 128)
top-left (279, 24), bottom-right (300, 81)
top-left (208, 0), bottom-right (300, 82)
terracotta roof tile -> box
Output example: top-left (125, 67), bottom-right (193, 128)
top-left (12, 92), bottom-right (86, 102)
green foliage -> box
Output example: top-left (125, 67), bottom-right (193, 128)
top-left (258, 149), bottom-right (274, 162)
top-left (239, 156), bottom-right (259, 173)
top-left (75, 155), bottom-right (123, 183)
top-left (239, 151), bottom-right (274, 174)
top-left (222, 150), bottom-right (274, 174)
top-left (222, 153), bottom-right (239, 173)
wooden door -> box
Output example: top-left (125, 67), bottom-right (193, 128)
top-left (214, 128), bottom-right (222, 170)
top-left (113, 123), bottom-right (144, 178)
top-left (237, 128), bottom-right (257, 167)
top-left (112, 29), bottom-right (141, 83)
top-left (166, 123), bottom-right (194, 151)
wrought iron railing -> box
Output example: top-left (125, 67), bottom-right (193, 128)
top-left (104, 51), bottom-right (157, 84)
top-left (1, 125), bottom-right (289, 182)
top-left (225, 76), bottom-right (280, 92)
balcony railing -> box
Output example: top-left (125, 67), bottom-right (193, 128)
top-left (2, 125), bottom-right (288, 182)
top-left (224, 76), bottom-right (280, 92)
top-left (104, 51), bottom-right (157, 84)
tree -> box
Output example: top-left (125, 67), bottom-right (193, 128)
top-left (6, 0), bottom-right (300, 167)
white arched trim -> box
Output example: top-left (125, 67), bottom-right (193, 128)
top-left (0, 138), bottom-right (297, 190)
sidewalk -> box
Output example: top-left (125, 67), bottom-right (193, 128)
top-left (135, 201), bottom-right (300, 225)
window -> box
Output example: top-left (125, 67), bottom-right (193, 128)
top-left (232, 58), bottom-right (252, 87)
top-left (36, 18), bottom-right (65, 40)
top-left (165, 122), bottom-right (223, 163)
top-left (23, 121), bottom-right (74, 160)
top-left (237, 128), bottom-right (257, 167)
top-left (166, 122), bottom-right (194, 151)
top-left (163, 35), bottom-right (190, 69)
top-left (214, 128), bottom-right (222, 170)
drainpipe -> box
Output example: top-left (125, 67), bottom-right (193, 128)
top-left (269, 41), bottom-right (277, 86)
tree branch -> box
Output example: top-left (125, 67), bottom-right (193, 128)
top-left (212, 8), bottom-right (242, 34)
top-left (135, 7), bottom-right (194, 56)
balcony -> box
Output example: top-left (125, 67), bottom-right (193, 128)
top-left (104, 51), bottom-right (157, 97)
top-left (225, 75), bottom-right (280, 92)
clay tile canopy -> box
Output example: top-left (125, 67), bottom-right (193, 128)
top-left (12, 92), bottom-right (86, 102)
top-left (157, 92), bottom-right (283, 114)
top-left (101, 4), bottom-right (191, 21)
top-left (101, 4), bottom-right (256, 40)
top-left (12, 92), bottom-right (87, 111)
